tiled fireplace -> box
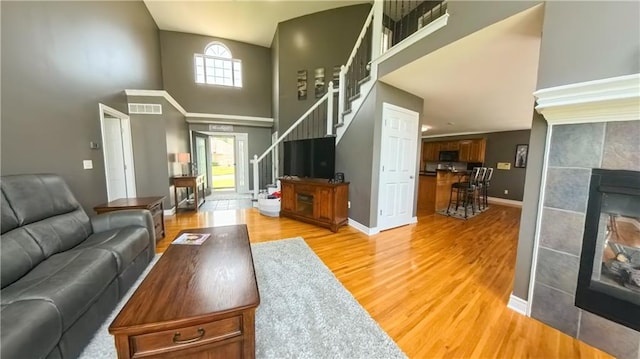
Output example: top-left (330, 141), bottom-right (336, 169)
top-left (530, 74), bottom-right (640, 359)
top-left (575, 169), bottom-right (640, 331)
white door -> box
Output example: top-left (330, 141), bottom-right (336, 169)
top-left (100, 104), bottom-right (137, 201)
top-left (377, 103), bottom-right (420, 231)
top-left (235, 133), bottom-right (250, 194)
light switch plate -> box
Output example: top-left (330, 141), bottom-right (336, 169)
top-left (83, 160), bottom-right (93, 169)
top-left (497, 162), bottom-right (511, 170)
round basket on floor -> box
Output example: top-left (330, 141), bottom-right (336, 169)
top-left (258, 198), bottom-right (281, 217)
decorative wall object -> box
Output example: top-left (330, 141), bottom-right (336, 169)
top-left (297, 70), bottom-right (307, 100)
top-left (514, 144), bottom-right (528, 168)
top-left (332, 65), bottom-right (341, 87)
top-left (314, 67), bottom-right (325, 98)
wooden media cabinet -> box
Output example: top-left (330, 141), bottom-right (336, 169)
top-left (280, 178), bottom-right (349, 232)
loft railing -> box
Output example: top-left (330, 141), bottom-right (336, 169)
top-left (381, 0), bottom-right (448, 52)
top-left (251, 83), bottom-right (336, 198)
top-left (338, 6), bottom-right (375, 125)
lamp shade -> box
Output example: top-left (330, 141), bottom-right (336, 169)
top-left (177, 152), bottom-right (191, 163)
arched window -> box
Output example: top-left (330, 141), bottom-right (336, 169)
top-left (194, 42), bottom-right (242, 87)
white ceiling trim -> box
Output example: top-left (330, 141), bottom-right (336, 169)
top-left (124, 89), bottom-right (274, 126)
top-left (534, 73), bottom-right (640, 125)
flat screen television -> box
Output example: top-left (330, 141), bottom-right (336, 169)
top-left (283, 137), bottom-right (335, 179)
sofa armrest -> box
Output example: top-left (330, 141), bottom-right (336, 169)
top-left (90, 209), bottom-right (156, 250)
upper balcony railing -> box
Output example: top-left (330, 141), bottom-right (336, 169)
top-left (381, 0), bottom-right (448, 54)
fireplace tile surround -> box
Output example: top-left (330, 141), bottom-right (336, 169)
top-left (527, 74), bottom-right (640, 358)
top-left (531, 120), bottom-right (640, 358)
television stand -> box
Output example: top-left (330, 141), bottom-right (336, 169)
top-left (280, 178), bottom-right (349, 232)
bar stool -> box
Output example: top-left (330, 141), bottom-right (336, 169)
top-left (475, 167), bottom-right (487, 210)
top-left (482, 168), bottom-right (494, 209)
top-left (446, 167), bottom-right (480, 218)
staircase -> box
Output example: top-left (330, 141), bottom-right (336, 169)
top-left (251, 1), bottom-right (448, 198)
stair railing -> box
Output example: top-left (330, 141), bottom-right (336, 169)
top-left (338, 6), bottom-right (375, 126)
top-left (251, 83), bottom-right (337, 199)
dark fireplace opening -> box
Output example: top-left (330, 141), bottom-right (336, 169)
top-left (576, 169), bottom-right (640, 331)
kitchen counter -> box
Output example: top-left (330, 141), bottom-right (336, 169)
top-left (418, 170), bottom-right (469, 215)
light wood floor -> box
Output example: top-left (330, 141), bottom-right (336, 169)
top-left (161, 205), bottom-right (611, 358)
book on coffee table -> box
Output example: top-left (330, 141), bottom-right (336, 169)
top-left (172, 232), bottom-right (210, 245)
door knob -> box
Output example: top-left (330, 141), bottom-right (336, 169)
top-left (409, 176), bottom-right (414, 179)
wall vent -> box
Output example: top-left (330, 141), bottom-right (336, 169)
top-left (128, 103), bottom-right (162, 115)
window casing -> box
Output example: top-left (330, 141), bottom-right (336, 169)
top-left (194, 42), bottom-right (242, 88)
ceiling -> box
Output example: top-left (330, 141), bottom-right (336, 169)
top-left (143, 1), bottom-right (368, 47)
top-left (380, 4), bottom-right (545, 137)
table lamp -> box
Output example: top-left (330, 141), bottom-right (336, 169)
top-left (177, 152), bottom-right (191, 176)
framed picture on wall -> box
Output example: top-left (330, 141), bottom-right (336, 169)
top-left (514, 144), bottom-right (528, 168)
top-left (314, 67), bottom-right (325, 98)
top-left (297, 70), bottom-right (307, 100)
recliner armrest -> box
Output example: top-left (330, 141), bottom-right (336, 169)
top-left (90, 210), bottom-right (156, 250)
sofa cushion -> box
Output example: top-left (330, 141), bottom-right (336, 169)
top-left (1, 227), bottom-right (46, 288)
top-left (1, 174), bottom-right (91, 229)
top-left (1, 248), bottom-right (117, 331)
top-left (1, 175), bottom-right (94, 288)
top-left (73, 226), bottom-right (149, 273)
top-left (1, 299), bottom-right (62, 359)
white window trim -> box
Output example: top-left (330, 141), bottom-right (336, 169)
top-left (194, 42), bottom-right (243, 88)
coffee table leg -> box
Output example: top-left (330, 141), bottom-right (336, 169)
top-left (242, 309), bottom-right (256, 359)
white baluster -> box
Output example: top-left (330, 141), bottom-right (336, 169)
top-left (338, 66), bottom-right (346, 124)
top-left (327, 81), bottom-right (334, 136)
top-left (252, 154), bottom-right (259, 200)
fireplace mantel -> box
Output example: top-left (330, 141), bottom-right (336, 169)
top-left (533, 73), bottom-right (640, 125)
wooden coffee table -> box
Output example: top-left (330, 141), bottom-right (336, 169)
top-left (109, 225), bottom-right (260, 359)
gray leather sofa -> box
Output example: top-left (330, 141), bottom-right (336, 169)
top-left (1, 174), bottom-right (156, 359)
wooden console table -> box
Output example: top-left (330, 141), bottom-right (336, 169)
top-left (280, 178), bottom-right (349, 232)
top-left (172, 175), bottom-right (206, 212)
top-left (94, 196), bottom-right (165, 240)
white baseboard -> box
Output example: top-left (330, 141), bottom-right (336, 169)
top-left (488, 196), bottom-right (523, 208)
top-left (507, 294), bottom-right (528, 316)
top-left (163, 207), bottom-right (176, 216)
top-left (348, 218), bottom-right (380, 236)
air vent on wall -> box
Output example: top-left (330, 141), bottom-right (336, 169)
top-left (128, 103), bottom-right (162, 115)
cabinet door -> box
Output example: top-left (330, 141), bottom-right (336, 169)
top-left (281, 182), bottom-right (295, 212)
top-left (469, 139), bottom-right (486, 162)
top-left (425, 142), bottom-right (439, 161)
top-left (314, 187), bottom-right (334, 221)
top-left (459, 141), bottom-right (471, 162)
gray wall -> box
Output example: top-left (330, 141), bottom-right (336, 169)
top-left (512, 113), bottom-right (547, 299)
top-left (512, 0), bottom-right (640, 302)
top-left (1, 1), bottom-right (163, 213)
top-left (275, 4), bottom-right (371, 132)
top-left (378, 1), bottom-right (541, 77)
top-left (536, 1), bottom-right (640, 89)
top-left (159, 31), bottom-right (272, 117)
top-left (335, 86), bottom-right (377, 226)
top-left (188, 124), bottom-right (272, 191)
top-left (370, 82), bottom-right (424, 228)
top-left (424, 129), bottom-right (531, 201)
top-left (129, 97), bottom-right (189, 209)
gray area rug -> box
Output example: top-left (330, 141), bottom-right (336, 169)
top-left (80, 238), bottom-right (406, 359)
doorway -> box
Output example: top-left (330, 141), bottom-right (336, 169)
top-left (211, 135), bottom-right (236, 191)
top-left (377, 102), bottom-right (420, 231)
top-left (99, 103), bottom-right (137, 201)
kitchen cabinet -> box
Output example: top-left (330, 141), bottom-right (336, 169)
top-left (422, 138), bottom-right (486, 163)
top-left (422, 142), bottom-right (440, 162)
top-left (469, 139), bottom-right (486, 162)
